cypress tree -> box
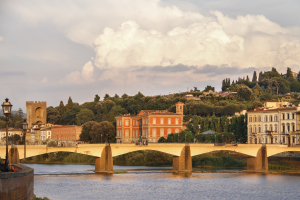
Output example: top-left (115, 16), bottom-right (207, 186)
top-left (286, 67), bottom-right (293, 78)
top-left (246, 75), bottom-right (250, 82)
top-left (258, 72), bottom-right (263, 82)
top-left (252, 71), bottom-right (257, 82)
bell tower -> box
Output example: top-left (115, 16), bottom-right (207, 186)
top-left (175, 102), bottom-right (184, 115)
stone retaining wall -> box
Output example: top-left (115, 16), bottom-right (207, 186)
top-left (0, 164), bottom-right (35, 200)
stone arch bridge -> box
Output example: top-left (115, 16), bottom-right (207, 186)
top-left (1, 144), bottom-right (300, 173)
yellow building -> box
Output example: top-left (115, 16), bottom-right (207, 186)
top-left (248, 101), bottom-right (300, 145)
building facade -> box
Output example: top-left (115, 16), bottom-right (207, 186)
top-left (248, 101), bottom-right (300, 145)
top-left (51, 125), bottom-right (82, 146)
top-left (115, 102), bottom-right (184, 143)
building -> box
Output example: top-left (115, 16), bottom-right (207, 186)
top-left (51, 125), bottom-right (82, 146)
top-left (247, 101), bottom-right (300, 145)
top-left (26, 101), bottom-right (47, 128)
top-left (0, 128), bottom-right (24, 144)
top-left (115, 102), bottom-right (184, 143)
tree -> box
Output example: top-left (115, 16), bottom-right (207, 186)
top-left (66, 96), bottom-right (74, 111)
top-left (94, 94), bottom-right (100, 103)
top-left (258, 71), bottom-right (263, 82)
top-left (286, 67), bottom-right (293, 78)
top-left (237, 85), bottom-right (253, 100)
top-left (47, 106), bottom-right (60, 124)
top-left (76, 108), bottom-right (95, 125)
top-left (109, 112), bottom-right (115, 122)
top-left (246, 75), bottom-right (250, 82)
top-left (204, 85), bottom-right (215, 92)
top-left (90, 121), bottom-right (115, 143)
top-left (80, 121), bottom-right (98, 142)
top-left (104, 94), bottom-right (110, 101)
top-left (58, 101), bottom-right (66, 115)
top-left (252, 71), bottom-right (257, 82)
top-left (252, 83), bottom-right (262, 96)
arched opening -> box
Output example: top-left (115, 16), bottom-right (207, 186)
top-left (35, 107), bottom-right (43, 118)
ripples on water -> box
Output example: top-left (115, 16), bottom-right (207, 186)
top-left (24, 164), bottom-right (300, 200)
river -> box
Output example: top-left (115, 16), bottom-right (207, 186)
top-left (24, 164), bottom-right (300, 200)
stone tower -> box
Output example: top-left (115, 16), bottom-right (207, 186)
top-left (175, 102), bottom-right (184, 115)
top-left (26, 101), bottom-right (47, 128)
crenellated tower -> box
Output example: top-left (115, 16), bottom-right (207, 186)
top-left (26, 101), bottom-right (47, 128)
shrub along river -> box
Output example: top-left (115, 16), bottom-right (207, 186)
top-left (25, 163), bottom-right (300, 200)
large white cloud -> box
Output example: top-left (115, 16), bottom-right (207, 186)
top-left (92, 12), bottom-right (300, 71)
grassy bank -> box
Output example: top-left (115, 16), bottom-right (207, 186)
top-left (21, 152), bottom-right (95, 165)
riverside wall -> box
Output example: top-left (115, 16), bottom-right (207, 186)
top-left (0, 164), bottom-right (35, 200)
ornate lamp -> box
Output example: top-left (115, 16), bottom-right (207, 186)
top-left (1, 98), bottom-right (13, 172)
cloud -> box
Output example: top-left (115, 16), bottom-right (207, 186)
top-left (64, 61), bottom-right (95, 84)
top-left (0, 36), bottom-right (2, 42)
top-left (41, 77), bottom-right (48, 83)
top-left (92, 16), bottom-right (300, 72)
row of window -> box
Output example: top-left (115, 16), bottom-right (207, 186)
top-left (118, 128), bottom-right (180, 138)
top-left (249, 135), bottom-right (299, 144)
top-left (249, 113), bottom-right (295, 122)
top-left (118, 118), bottom-right (180, 126)
top-left (249, 123), bottom-right (296, 133)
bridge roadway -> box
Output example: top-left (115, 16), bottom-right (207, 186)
top-left (1, 144), bottom-right (300, 173)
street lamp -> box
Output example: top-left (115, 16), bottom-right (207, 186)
top-left (1, 98), bottom-right (12, 172)
top-left (101, 134), bottom-right (102, 143)
top-left (22, 120), bottom-right (28, 159)
top-left (178, 134), bottom-right (179, 143)
top-left (106, 134), bottom-right (108, 143)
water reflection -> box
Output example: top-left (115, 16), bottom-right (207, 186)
top-left (26, 164), bottom-right (300, 200)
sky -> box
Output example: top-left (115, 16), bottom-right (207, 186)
top-left (0, 0), bottom-right (300, 111)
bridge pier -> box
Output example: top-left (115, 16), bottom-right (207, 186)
top-left (95, 145), bottom-right (113, 173)
top-left (8, 147), bottom-right (20, 164)
top-left (247, 145), bottom-right (268, 172)
top-left (172, 145), bottom-right (192, 172)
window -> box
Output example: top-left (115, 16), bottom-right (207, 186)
top-left (133, 120), bottom-right (135, 126)
top-left (249, 126), bottom-right (252, 133)
top-left (175, 118), bottom-right (179, 125)
top-left (287, 114), bottom-right (290, 119)
top-left (249, 116), bottom-right (252, 122)
top-left (269, 115), bottom-right (272, 122)
top-left (168, 118), bottom-right (171, 124)
top-left (265, 125), bottom-right (268, 133)
top-left (264, 116), bottom-right (268, 122)
top-left (270, 125), bottom-right (273, 131)
top-left (292, 114), bottom-right (295, 119)
top-left (292, 125), bottom-right (295, 132)
top-left (282, 114), bottom-right (285, 120)
top-left (125, 120), bottom-right (129, 126)
top-left (254, 125), bottom-right (256, 133)
top-left (254, 116), bottom-right (256, 122)
top-left (143, 129), bottom-right (145, 136)
top-left (125, 130), bottom-right (129, 137)
top-left (275, 125), bottom-right (277, 132)
top-left (133, 130), bottom-right (135, 137)
top-left (258, 126), bottom-right (261, 133)
top-left (168, 128), bottom-right (172, 134)
top-left (275, 115), bottom-right (278, 121)
top-left (160, 129), bottom-right (164, 137)
top-left (153, 129), bottom-right (157, 137)
top-left (143, 119), bottom-right (145, 124)
top-left (258, 116), bottom-right (261, 122)
top-left (153, 118), bottom-right (156, 124)
top-left (160, 118), bottom-right (164, 124)
top-left (175, 129), bottom-right (179, 133)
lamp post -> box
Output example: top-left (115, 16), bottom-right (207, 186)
top-left (22, 120), bottom-right (28, 159)
top-left (106, 134), bottom-right (108, 143)
top-left (2, 98), bottom-right (12, 172)
top-left (101, 135), bottom-right (102, 143)
top-left (178, 134), bottom-right (179, 143)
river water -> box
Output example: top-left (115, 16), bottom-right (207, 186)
top-left (24, 164), bottom-right (300, 200)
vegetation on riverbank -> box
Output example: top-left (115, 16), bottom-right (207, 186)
top-left (21, 152), bottom-right (95, 164)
